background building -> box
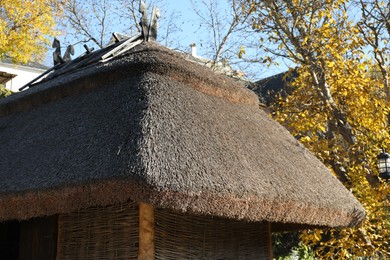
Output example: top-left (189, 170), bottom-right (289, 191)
top-left (0, 58), bottom-right (48, 92)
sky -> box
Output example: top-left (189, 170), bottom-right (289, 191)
top-left (163, 0), bottom-right (291, 79)
top-left (47, 0), bottom-right (290, 80)
top-left (164, 0), bottom-right (199, 49)
top-left (51, 1), bottom-right (208, 62)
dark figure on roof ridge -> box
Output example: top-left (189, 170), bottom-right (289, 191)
top-left (148, 6), bottom-right (160, 41)
top-left (52, 38), bottom-right (63, 66)
top-left (63, 45), bottom-right (75, 63)
top-left (139, 1), bottom-right (149, 41)
top-left (52, 38), bottom-right (74, 65)
top-left (139, 0), bottom-right (159, 41)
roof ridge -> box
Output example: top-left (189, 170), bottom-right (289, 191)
top-left (0, 43), bottom-right (259, 118)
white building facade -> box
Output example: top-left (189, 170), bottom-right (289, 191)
top-left (0, 59), bottom-right (47, 92)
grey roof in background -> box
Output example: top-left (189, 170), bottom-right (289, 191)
top-left (249, 70), bottom-right (297, 106)
top-left (0, 42), bottom-right (365, 230)
top-left (1, 57), bottom-right (49, 71)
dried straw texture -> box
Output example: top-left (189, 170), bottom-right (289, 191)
top-left (0, 42), bottom-right (365, 229)
top-left (155, 208), bottom-right (271, 259)
top-left (57, 202), bottom-right (138, 260)
top-left (0, 42), bottom-right (258, 118)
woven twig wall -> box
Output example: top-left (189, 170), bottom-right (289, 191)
top-left (154, 208), bottom-right (271, 260)
top-left (57, 201), bottom-right (139, 260)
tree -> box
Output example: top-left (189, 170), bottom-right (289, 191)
top-left (190, 0), bottom-right (265, 79)
top-left (59, 0), bottom-right (181, 49)
top-left (59, 0), bottom-right (265, 80)
top-left (241, 0), bottom-right (390, 257)
top-left (356, 0), bottom-right (390, 101)
top-left (190, 0), bottom-right (244, 65)
top-left (0, 0), bottom-right (62, 63)
top-left (60, 0), bottom-right (129, 49)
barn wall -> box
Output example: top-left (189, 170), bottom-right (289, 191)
top-left (56, 202), bottom-right (139, 260)
top-left (55, 202), bottom-right (272, 259)
top-left (154, 208), bottom-right (272, 259)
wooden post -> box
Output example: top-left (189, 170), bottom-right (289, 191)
top-left (138, 202), bottom-right (155, 260)
top-left (267, 222), bottom-right (273, 260)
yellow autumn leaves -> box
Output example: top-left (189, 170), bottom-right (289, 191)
top-left (242, 0), bottom-right (390, 257)
top-left (275, 40), bottom-right (390, 258)
top-left (0, 0), bottom-right (63, 63)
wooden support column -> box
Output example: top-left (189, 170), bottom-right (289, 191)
top-left (138, 202), bottom-right (155, 260)
top-left (267, 222), bottom-right (273, 260)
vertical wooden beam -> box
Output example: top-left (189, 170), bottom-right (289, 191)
top-left (19, 215), bottom-right (58, 260)
top-left (138, 202), bottom-right (155, 260)
top-left (267, 222), bottom-right (273, 260)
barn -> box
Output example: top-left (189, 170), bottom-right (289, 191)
top-left (0, 40), bottom-right (365, 259)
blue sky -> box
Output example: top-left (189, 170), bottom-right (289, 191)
top-left (47, 0), bottom-right (290, 80)
top-left (157, 0), bottom-right (235, 56)
top-left (159, 0), bottom-right (291, 79)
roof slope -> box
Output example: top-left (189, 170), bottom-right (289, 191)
top-left (0, 42), bottom-right (365, 228)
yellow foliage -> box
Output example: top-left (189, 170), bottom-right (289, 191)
top-left (238, 45), bottom-right (246, 58)
top-left (274, 46), bottom-right (390, 259)
top-left (243, 0), bottom-right (390, 257)
top-left (0, 0), bottom-right (63, 63)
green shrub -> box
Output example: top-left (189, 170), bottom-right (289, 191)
top-left (0, 85), bottom-right (13, 99)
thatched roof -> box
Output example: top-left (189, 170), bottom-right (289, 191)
top-left (0, 42), bottom-right (365, 229)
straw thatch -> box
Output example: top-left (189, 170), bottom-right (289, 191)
top-left (0, 42), bottom-right (365, 229)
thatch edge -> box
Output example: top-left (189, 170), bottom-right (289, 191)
top-left (0, 179), bottom-right (365, 228)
